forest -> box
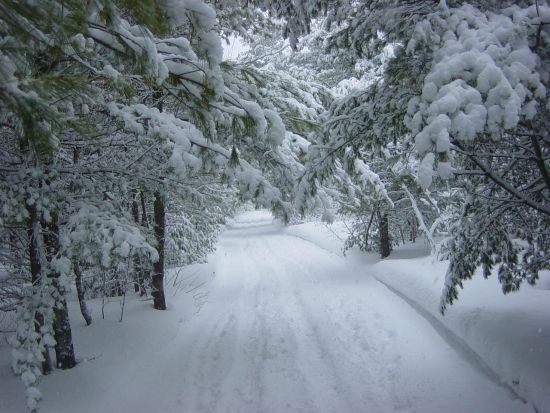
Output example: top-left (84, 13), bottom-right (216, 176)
top-left (0, 1), bottom-right (549, 412)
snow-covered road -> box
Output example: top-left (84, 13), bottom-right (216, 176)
top-left (148, 211), bottom-right (530, 413)
top-left (3, 210), bottom-right (534, 413)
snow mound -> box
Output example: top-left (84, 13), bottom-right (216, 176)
top-left (373, 257), bottom-right (550, 413)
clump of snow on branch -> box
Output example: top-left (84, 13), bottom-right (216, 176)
top-left (406, 3), bottom-right (549, 188)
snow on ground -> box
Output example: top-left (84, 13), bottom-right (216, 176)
top-left (372, 256), bottom-right (550, 413)
top-left (0, 210), bottom-right (545, 412)
top-left (285, 216), bottom-right (550, 413)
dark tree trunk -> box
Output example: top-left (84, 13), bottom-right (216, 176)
top-left (152, 191), bottom-right (166, 310)
top-left (52, 300), bottom-right (77, 369)
top-left (26, 205), bottom-right (52, 375)
top-left (378, 211), bottom-right (392, 259)
top-left (409, 219), bottom-right (417, 242)
top-left (74, 261), bottom-right (92, 326)
top-left (43, 213), bottom-right (77, 369)
top-left (151, 94), bottom-right (165, 309)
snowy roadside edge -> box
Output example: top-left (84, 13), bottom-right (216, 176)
top-left (371, 258), bottom-right (550, 413)
top-left (284, 221), bottom-right (550, 413)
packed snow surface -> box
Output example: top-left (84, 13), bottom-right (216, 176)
top-left (0, 211), bottom-right (541, 412)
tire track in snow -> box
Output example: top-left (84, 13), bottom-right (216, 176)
top-left (184, 229), bottom-right (317, 413)
top-left (244, 234), bottom-right (320, 413)
top-left (262, 234), bottom-right (391, 412)
top-left (185, 308), bottom-right (240, 412)
top-left (180, 237), bottom-right (262, 412)
top-left (176, 214), bottom-right (532, 413)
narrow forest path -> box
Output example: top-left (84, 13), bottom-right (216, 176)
top-left (127, 210), bottom-right (530, 413)
top-left (22, 210), bottom-right (534, 413)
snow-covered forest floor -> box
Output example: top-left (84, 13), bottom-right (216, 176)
top-left (1, 210), bottom-right (548, 413)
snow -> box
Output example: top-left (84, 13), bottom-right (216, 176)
top-left (1, 211), bottom-right (547, 412)
top-left (165, 0), bottom-right (223, 65)
top-left (101, 65), bottom-right (120, 80)
top-left (407, 2), bottom-right (548, 186)
top-left (223, 35), bottom-right (250, 61)
top-left (284, 216), bottom-right (550, 413)
top-left (417, 152), bottom-right (436, 189)
top-left (239, 99), bottom-right (268, 137)
top-left (353, 158), bottom-right (393, 206)
top-left (264, 109), bottom-right (286, 147)
top-left (372, 257), bottom-right (550, 413)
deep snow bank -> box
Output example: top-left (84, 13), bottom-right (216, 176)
top-left (373, 258), bottom-right (550, 413)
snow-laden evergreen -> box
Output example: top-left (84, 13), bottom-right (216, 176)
top-left (0, 0), bottom-right (548, 411)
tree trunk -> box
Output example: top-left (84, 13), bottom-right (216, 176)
top-left (52, 299), bottom-right (77, 369)
top-left (378, 211), bottom-right (391, 259)
top-left (74, 261), bottom-right (92, 326)
top-left (43, 214), bottom-right (77, 369)
top-left (409, 219), bottom-right (417, 242)
top-left (152, 191), bottom-right (166, 310)
top-left (151, 94), bottom-right (165, 309)
top-left (26, 205), bottom-right (52, 375)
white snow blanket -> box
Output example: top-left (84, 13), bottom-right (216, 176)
top-left (0, 211), bottom-right (546, 412)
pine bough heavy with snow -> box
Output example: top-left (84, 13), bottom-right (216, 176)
top-left (0, 0), bottom-right (548, 411)
top-left (0, 0), bottom-right (315, 409)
